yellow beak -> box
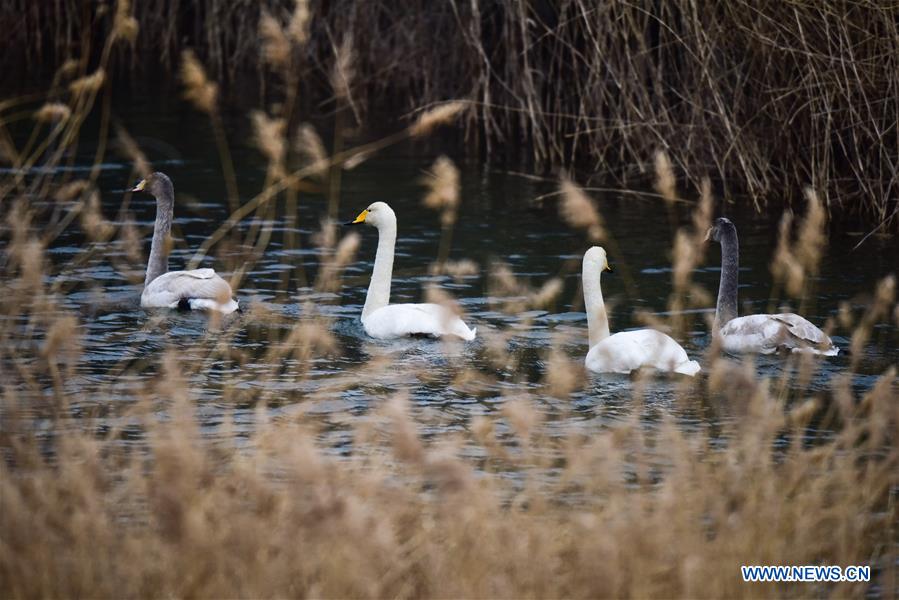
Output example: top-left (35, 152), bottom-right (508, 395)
top-left (351, 209), bottom-right (368, 224)
top-left (130, 179), bottom-right (146, 192)
top-left (604, 260), bottom-right (612, 272)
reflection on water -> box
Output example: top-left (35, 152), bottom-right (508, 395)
top-left (2, 103), bottom-right (897, 461)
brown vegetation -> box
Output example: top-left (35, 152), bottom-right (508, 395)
top-left (1, 1), bottom-right (897, 227)
top-left (1, 5), bottom-right (898, 598)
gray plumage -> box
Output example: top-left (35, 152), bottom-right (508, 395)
top-left (706, 217), bottom-right (837, 355)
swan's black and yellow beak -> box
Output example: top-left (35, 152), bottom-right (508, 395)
top-left (703, 227), bottom-right (712, 242)
top-left (604, 260), bottom-right (613, 273)
top-left (343, 209), bottom-right (368, 226)
top-left (129, 179), bottom-right (146, 193)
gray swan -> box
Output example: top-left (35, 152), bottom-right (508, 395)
top-left (705, 217), bottom-right (836, 355)
top-left (131, 172), bottom-right (238, 314)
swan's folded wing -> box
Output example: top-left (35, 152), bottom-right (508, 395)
top-left (363, 303), bottom-right (475, 340)
top-left (721, 314), bottom-right (835, 354)
top-left (181, 268), bottom-right (217, 280)
top-left (628, 329), bottom-right (695, 372)
top-left (586, 329), bottom-right (695, 374)
top-left (141, 269), bottom-right (236, 312)
top-left (772, 313), bottom-right (836, 352)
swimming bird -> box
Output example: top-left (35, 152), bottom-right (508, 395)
top-left (345, 202), bottom-right (476, 340)
top-left (705, 217), bottom-right (837, 355)
top-left (130, 172), bottom-right (238, 314)
top-left (581, 246), bottom-right (701, 375)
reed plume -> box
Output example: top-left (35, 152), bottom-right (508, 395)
top-left (111, 0), bottom-right (139, 44)
top-left (287, 0), bottom-right (311, 45)
top-left (422, 156), bottom-right (460, 226)
top-left (410, 101), bottom-right (467, 138)
top-left (559, 179), bottom-right (605, 242)
top-left (259, 11), bottom-right (290, 69)
top-left (250, 110), bottom-right (286, 174)
top-left (294, 123), bottom-right (328, 177)
top-left (179, 51), bottom-right (217, 114)
top-left (33, 103), bottom-right (71, 123)
top-left (69, 69), bottom-right (106, 97)
top-left (653, 150), bottom-right (677, 203)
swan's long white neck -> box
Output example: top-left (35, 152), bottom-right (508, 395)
top-left (715, 226), bottom-right (740, 329)
top-left (145, 192), bottom-right (173, 287)
top-left (363, 213), bottom-right (396, 319)
top-left (582, 259), bottom-right (610, 348)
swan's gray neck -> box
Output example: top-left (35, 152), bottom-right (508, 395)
top-left (145, 185), bottom-right (174, 287)
top-left (582, 260), bottom-right (611, 347)
top-left (362, 218), bottom-right (396, 319)
top-left (715, 227), bottom-right (739, 328)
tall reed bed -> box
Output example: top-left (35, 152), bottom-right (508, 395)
top-left (1, 9), bottom-right (898, 599)
top-left (2, 0), bottom-right (897, 227)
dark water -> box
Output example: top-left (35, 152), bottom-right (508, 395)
top-left (3, 100), bottom-right (898, 454)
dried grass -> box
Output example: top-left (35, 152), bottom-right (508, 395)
top-left (111, 0), bottom-right (139, 45)
top-left (559, 179), bottom-right (605, 242)
top-left (653, 150), bottom-right (677, 203)
top-left (1, 19), bottom-right (897, 599)
top-left (0, 313), bottom-right (875, 599)
top-left (69, 69), bottom-right (105, 97)
top-left (259, 11), bottom-right (290, 69)
top-left (421, 155), bottom-right (460, 226)
top-left (180, 50), bottom-right (217, 114)
top-left (294, 123), bottom-right (328, 177)
top-left (251, 110), bottom-right (287, 172)
top-left (33, 103), bottom-right (71, 123)
top-left (2, 2), bottom-right (897, 226)
top-left (410, 102), bottom-right (467, 138)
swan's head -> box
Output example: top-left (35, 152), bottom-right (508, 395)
top-left (705, 217), bottom-right (736, 243)
top-left (346, 201), bottom-right (396, 229)
top-left (130, 172), bottom-right (174, 201)
top-left (584, 246), bottom-right (612, 272)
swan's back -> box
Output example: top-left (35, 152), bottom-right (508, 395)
top-left (585, 329), bottom-right (700, 376)
top-left (362, 303), bottom-right (476, 340)
top-left (141, 269), bottom-right (238, 314)
top-left (720, 313), bottom-right (837, 355)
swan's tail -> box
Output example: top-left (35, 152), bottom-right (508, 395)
top-left (675, 359), bottom-right (701, 377)
top-left (790, 344), bottom-right (839, 357)
top-left (186, 298), bottom-right (240, 314)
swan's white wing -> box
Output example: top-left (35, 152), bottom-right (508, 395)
top-left (721, 314), bottom-right (836, 355)
top-left (362, 303), bottom-right (476, 340)
top-left (141, 269), bottom-right (238, 314)
top-left (585, 329), bottom-right (700, 376)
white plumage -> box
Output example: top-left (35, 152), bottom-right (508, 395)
top-left (362, 303), bottom-right (476, 340)
top-left (141, 269), bottom-right (239, 314)
top-left (347, 202), bottom-right (476, 340)
top-left (586, 329), bottom-right (702, 376)
top-left (581, 246), bottom-right (700, 376)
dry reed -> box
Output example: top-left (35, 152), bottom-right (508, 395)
top-left (180, 50), bottom-right (217, 114)
top-left (1, 16), bottom-right (897, 599)
top-left (1, 2), bottom-right (897, 227)
top-left (559, 179), bottom-right (605, 243)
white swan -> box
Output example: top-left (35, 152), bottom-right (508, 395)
top-left (706, 217), bottom-right (837, 355)
top-left (130, 172), bottom-right (238, 314)
top-left (582, 247), bottom-right (700, 376)
top-left (346, 202), bottom-right (476, 340)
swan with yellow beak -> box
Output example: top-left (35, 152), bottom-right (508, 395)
top-left (345, 202), bottom-right (476, 340)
